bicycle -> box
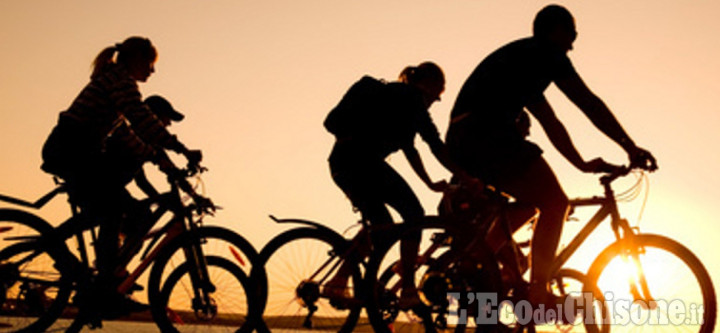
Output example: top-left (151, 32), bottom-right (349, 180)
top-left (254, 215), bottom-right (372, 332)
top-left (0, 160), bottom-right (265, 333)
top-left (364, 165), bottom-right (716, 333)
top-left (255, 213), bottom-right (484, 333)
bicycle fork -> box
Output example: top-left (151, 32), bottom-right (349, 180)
top-left (182, 235), bottom-right (218, 321)
top-left (615, 222), bottom-right (657, 309)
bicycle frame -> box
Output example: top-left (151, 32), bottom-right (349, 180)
top-left (550, 173), bottom-right (654, 304)
top-left (3, 179), bottom-right (215, 315)
top-left (112, 183), bottom-right (213, 304)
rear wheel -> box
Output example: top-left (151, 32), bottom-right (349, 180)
top-left (257, 227), bottom-right (364, 332)
top-left (0, 240), bottom-right (73, 333)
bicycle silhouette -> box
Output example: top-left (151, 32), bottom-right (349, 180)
top-left (362, 165), bottom-right (716, 333)
top-left (0, 157), bottom-right (265, 332)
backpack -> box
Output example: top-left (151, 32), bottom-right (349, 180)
top-left (324, 76), bottom-right (388, 138)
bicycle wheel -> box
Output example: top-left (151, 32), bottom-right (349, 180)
top-left (364, 222), bottom-right (497, 333)
top-left (257, 227), bottom-right (364, 333)
top-left (153, 255), bottom-right (249, 333)
top-left (0, 209), bottom-right (54, 253)
top-left (544, 268), bottom-right (609, 333)
top-left (0, 240), bottom-right (73, 333)
top-left (586, 233), bottom-right (716, 333)
top-left (148, 226), bottom-right (263, 333)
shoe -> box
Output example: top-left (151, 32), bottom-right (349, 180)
top-left (398, 287), bottom-right (422, 310)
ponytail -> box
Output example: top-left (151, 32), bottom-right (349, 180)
top-left (398, 61), bottom-right (444, 86)
top-left (91, 46), bottom-right (119, 78)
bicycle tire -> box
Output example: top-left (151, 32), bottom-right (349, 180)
top-left (0, 240), bottom-right (73, 333)
top-left (364, 222), bottom-right (500, 333)
top-left (147, 226), bottom-right (263, 333)
top-left (0, 209), bottom-right (54, 252)
top-left (256, 226), bottom-right (363, 333)
top-left (153, 255), bottom-right (250, 333)
top-left (547, 268), bottom-right (609, 333)
top-left (586, 233), bottom-right (716, 333)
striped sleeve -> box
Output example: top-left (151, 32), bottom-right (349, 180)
top-left (107, 72), bottom-right (178, 150)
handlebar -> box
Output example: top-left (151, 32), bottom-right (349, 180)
top-left (599, 158), bottom-right (656, 185)
top-left (153, 151), bottom-right (216, 216)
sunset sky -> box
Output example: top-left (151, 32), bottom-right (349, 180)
top-left (1, 0), bottom-right (718, 304)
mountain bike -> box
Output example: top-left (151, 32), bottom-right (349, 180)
top-left (0, 161), bottom-right (265, 333)
top-left (364, 165), bottom-right (716, 333)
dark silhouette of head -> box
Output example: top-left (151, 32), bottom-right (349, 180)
top-left (399, 62), bottom-right (445, 108)
top-left (92, 36), bottom-right (157, 81)
top-left (533, 5), bottom-right (577, 52)
top-left (145, 95), bottom-right (184, 126)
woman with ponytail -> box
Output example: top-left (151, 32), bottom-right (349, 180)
top-left (41, 36), bottom-right (199, 315)
top-left (322, 62), bottom-right (477, 308)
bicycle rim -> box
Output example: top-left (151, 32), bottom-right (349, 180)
top-left (0, 241), bottom-right (72, 333)
top-left (154, 255), bottom-right (250, 332)
top-left (259, 227), bottom-right (364, 332)
top-left (545, 268), bottom-right (610, 333)
top-left (586, 234), bottom-right (716, 333)
top-left (366, 222), bottom-right (476, 333)
top-left (148, 226), bottom-right (263, 333)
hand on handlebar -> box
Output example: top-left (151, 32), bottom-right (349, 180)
top-left (191, 193), bottom-right (216, 216)
top-left (582, 158), bottom-right (623, 174)
top-left (184, 149), bottom-right (204, 176)
top-left (628, 146), bottom-right (658, 172)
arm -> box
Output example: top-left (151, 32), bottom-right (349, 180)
top-left (555, 74), bottom-right (657, 169)
top-left (133, 168), bottom-right (159, 198)
top-left (416, 109), bottom-right (480, 184)
top-left (402, 146), bottom-right (447, 192)
top-left (109, 76), bottom-right (178, 151)
top-left (110, 78), bottom-right (203, 168)
top-left (526, 98), bottom-right (600, 172)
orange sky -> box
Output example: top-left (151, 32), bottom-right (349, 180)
top-left (1, 0), bottom-right (719, 302)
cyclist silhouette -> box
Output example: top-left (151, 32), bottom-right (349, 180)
top-left (40, 37), bottom-right (200, 315)
top-left (106, 95), bottom-right (202, 239)
top-left (445, 5), bottom-right (657, 307)
top-left (324, 62), bottom-right (476, 308)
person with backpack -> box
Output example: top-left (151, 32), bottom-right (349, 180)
top-left (323, 62), bottom-right (477, 308)
top-left (40, 37), bottom-right (200, 315)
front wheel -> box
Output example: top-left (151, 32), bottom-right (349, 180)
top-left (586, 233), bottom-right (716, 333)
top-left (147, 226), bottom-right (263, 333)
top-left (153, 255), bottom-right (250, 333)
